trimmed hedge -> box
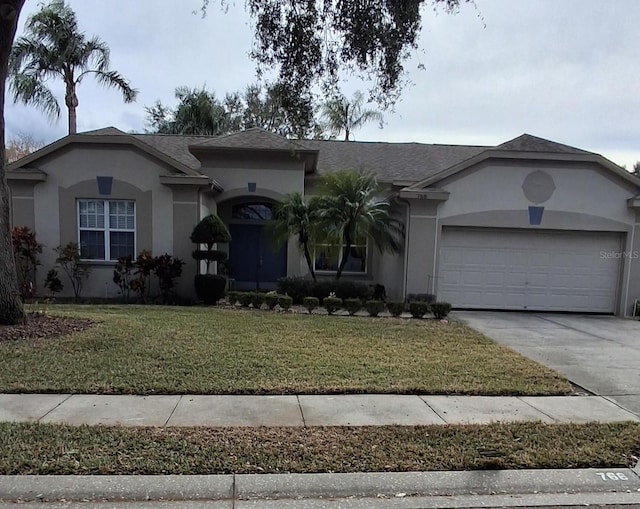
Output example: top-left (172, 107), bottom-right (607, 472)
top-left (365, 300), bottom-right (385, 317)
top-left (409, 301), bottom-right (430, 318)
top-left (343, 298), bottom-right (362, 316)
top-left (303, 296), bottom-right (319, 314)
top-left (278, 294), bottom-right (293, 310)
top-left (386, 301), bottom-right (405, 317)
top-left (431, 301), bottom-right (452, 319)
top-left (323, 296), bottom-right (343, 315)
top-left (277, 277), bottom-right (370, 304)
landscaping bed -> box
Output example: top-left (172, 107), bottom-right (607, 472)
top-left (1, 421), bottom-right (638, 474)
top-left (0, 305), bottom-right (570, 395)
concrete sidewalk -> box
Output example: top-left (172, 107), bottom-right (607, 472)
top-left (0, 393), bottom-right (637, 427)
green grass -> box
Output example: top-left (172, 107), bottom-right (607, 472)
top-left (1, 422), bottom-right (638, 474)
top-left (0, 305), bottom-right (571, 395)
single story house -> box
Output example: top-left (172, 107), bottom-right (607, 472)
top-left (7, 127), bottom-right (640, 315)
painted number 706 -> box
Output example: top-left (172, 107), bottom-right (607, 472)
top-left (596, 472), bottom-right (628, 481)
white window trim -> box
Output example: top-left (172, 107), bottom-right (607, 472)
top-left (77, 199), bottom-right (136, 261)
top-left (313, 241), bottom-right (368, 275)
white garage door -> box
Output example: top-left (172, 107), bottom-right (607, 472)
top-left (438, 228), bottom-right (622, 312)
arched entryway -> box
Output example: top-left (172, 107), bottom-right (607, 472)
top-left (226, 201), bottom-right (287, 291)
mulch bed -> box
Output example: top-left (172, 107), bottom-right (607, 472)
top-left (0, 314), bottom-right (94, 342)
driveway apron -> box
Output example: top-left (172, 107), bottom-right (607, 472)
top-left (454, 311), bottom-right (640, 416)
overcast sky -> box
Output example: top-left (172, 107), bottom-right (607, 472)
top-left (5, 0), bottom-right (640, 168)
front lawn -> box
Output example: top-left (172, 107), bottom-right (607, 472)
top-left (0, 305), bottom-right (570, 395)
top-left (1, 422), bottom-right (638, 474)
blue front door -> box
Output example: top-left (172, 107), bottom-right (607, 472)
top-left (229, 224), bottom-right (287, 290)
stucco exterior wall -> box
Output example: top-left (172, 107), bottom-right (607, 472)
top-left (405, 158), bottom-right (640, 314)
top-left (26, 144), bottom-right (177, 299)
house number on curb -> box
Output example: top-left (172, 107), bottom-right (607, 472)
top-left (596, 472), bottom-right (629, 480)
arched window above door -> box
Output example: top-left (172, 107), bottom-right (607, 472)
top-left (231, 202), bottom-right (275, 221)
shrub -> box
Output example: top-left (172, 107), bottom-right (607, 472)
top-left (407, 293), bottom-right (436, 304)
top-left (113, 255), bottom-right (134, 301)
top-left (130, 250), bottom-right (155, 302)
top-left (44, 269), bottom-right (63, 297)
top-left (154, 254), bottom-right (185, 304)
top-left (431, 301), bottom-right (452, 319)
top-left (54, 242), bottom-right (90, 302)
top-left (343, 298), bottom-right (362, 315)
top-left (277, 276), bottom-right (312, 304)
top-left (238, 292), bottom-right (253, 307)
top-left (323, 296), bottom-right (342, 315)
top-left (194, 274), bottom-right (226, 305)
top-left (251, 292), bottom-right (266, 310)
top-left (11, 226), bottom-right (42, 300)
top-left (386, 301), bottom-right (405, 317)
top-left (227, 291), bottom-right (240, 305)
top-left (409, 301), bottom-right (430, 318)
top-left (278, 294), bottom-right (293, 310)
top-left (265, 293), bottom-right (279, 310)
top-left (333, 280), bottom-right (370, 301)
top-left (365, 300), bottom-right (385, 317)
top-left (303, 296), bottom-right (319, 314)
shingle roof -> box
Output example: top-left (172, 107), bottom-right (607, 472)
top-left (191, 127), bottom-right (313, 152)
top-left (82, 127), bottom-right (596, 184)
top-left (303, 140), bottom-right (488, 183)
top-left (496, 134), bottom-right (588, 154)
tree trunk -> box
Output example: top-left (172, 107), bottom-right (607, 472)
top-left (0, 0), bottom-right (26, 324)
top-left (302, 242), bottom-right (316, 282)
top-left (65, 84), bottom-right (79, 134)
top-left (335, 232), bottom-right (352, 280)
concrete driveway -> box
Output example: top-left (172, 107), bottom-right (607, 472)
top-left (454, 311), bottom-right (640, 416)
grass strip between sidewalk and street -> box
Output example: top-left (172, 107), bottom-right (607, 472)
top-left (1, 422), bottom-right (638, 474)
top-left (0, 305), bottom-right (570, 395)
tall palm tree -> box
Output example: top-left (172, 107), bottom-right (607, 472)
top-left (9, 0), bottom-right (137, 134)
top-left (271, 192), bottom-right (319, 281)
top-left (314, 171), bottom-right (404, 279)
top-left (321, 91), bottom-right (382, 141)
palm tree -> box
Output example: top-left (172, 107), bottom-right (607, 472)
top-left (9, 0), bottom-right (137, 134)
top-left (314, 171), bottom-right (404, 279)
top-left (321, 91), bottom-right (382, 141)
top-left (271, 192), bottom-right (319, 281)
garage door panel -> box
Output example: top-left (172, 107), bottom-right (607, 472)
top-left (438, 228), bottom-right (621, 313)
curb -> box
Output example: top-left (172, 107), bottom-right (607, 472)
top-left (1, 468), bottom-right (640, 503)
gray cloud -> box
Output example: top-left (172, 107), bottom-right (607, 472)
top-left (5, 0), bottom-right (640, 167)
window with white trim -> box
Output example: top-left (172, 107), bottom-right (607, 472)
top-left (78, 200), bottom-right (135, 260)
top-left (314, 238), bottom-right (368, 274)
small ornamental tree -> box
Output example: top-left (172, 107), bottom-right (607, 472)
top-left (11, 226), bottom-right (42, 300)
top-left (54, 242), bottom-right (90, 302)
top-left (190, 214), bottom-right (232, 305)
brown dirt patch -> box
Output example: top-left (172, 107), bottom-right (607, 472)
top-left (0, 314), bottom-right (94, 342)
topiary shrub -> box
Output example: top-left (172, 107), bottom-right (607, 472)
top-left (343, 298), bottom-right (362, 316)
top-left (238, 292), bottom-right (253, 307)
top-left (407, 293), bottom-right (436, 304)
top-left (303, 296), bottom-right (319, 314)
top-left (251, 292), bottom-right (266, 310)
top-left (265, 293), bottom-right (279, 310)
top-left (409, 301), bottom-right (430, 318)
top-left (386, 301), bottom-right (405, 317)
top-left (324, 296), bottom-right (342, 315)
top-left (278, 294), bottom-right (293, 311)
top-left (227, 291), bottom-right (240, 305)
top-left (191, 214), bottom-right (232, 305)
top-left (193, 274), bottom-right (225, 306)
top-left (365, 300), bottom-right (385, 317)
top-left (431, 301), bottom-right (452, 319)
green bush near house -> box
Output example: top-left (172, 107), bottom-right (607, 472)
top-left (343, 298), bottom-right (362, 315)
top-left (409, 301), bottom-right (430, 318)
top-left (277, 294), bottom-right (293, 310)
top-left (277, 277), bottom-right (371, 304)
top-left (303, 296), bottom-right (319, 314)
top-left (324, 296), bottom-right (342, 315)
top-left (238, 292), bottom-right (253, 308)
top-left (227, 291), bottom-right (240, 305)
top-left (386, 301), bottom-right (405, 317)
top-left (365, 300), bottom-right (385, 317)
top-left (431, 302), bottom-right (452, 319)
top-left (264, 293), bottom-right (279, 310)
top-left (251, 292), bottom-right (266, 310)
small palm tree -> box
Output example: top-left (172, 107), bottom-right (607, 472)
top-left (321, 91), bottom-right (382, 141)
top-left (272, 192), bottom-right (319, 281)
top-left (314, 171), bottom-right (404, 279)
top-left (9, 0), bottom-right (137, 134)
